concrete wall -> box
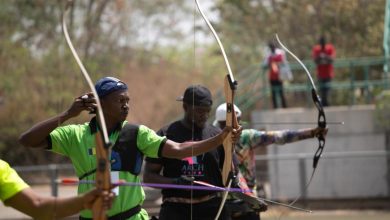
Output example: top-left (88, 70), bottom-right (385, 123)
top-left (250, 105), bottom-right (389, 200)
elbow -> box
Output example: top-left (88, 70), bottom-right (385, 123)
top-left (166, 146), bottom-right (184, 159)
top-left (18, 133), bottom-right (30, 148)
top-left (161, 148), bottom-right (182, 159)
top-left (161, 141), bottom-right (183, 159)
top-left (18, 133), bottom-right (43, 149)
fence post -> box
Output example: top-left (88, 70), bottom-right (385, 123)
top-left (49, 164), bottom-right (58, 197)
top-left (349, 62), bottom-right (355, 106)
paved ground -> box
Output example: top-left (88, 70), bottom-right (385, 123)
top-left (262, 209), bottom-right (390, 220)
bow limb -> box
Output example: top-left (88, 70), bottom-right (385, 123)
top-left (194, 0), bottom-right (235, 82)
top-left (62, 1), bottom-right (111, 219)
top-left (275, 34), bottom-right (327, 205)
top-left (275, 34), bottom-right (326, 168)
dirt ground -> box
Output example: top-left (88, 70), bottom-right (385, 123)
top-left (261, 208), bottom-right (390, 220)
top-left (1, 185), bottom-right (390, 220)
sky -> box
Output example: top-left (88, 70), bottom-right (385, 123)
top-left (133, 1), bottom-right (218, 49)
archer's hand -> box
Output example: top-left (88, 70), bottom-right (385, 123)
top-left (82, 188), bottom-right (115, 210)
top-left (67, 92), bottom-right (97, 117)
top-left (312, 127), bottom-right (328, 137)
top-left (231, 125), bottom-right (243, 143)
top-left (221, 125), bottom-right (242, 143)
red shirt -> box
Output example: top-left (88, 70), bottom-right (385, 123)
top-left (267, 53), bottom-right (283, 81)
top-left (312, 44), bottom-right (335, 79)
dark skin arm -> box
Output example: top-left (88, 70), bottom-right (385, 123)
top-left (20, 111), bottom-right (241, 159)
top-left (160, 126), bottom-right (241, 159)
top-left (19, 93), bottom-right (96, 148)
top-left (4, 187), bottom-right (114, 220)
top-left (19, 91), bottom-right (242, 155)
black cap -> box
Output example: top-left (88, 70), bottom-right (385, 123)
top-left (176, 85), bottom-right (213, 107)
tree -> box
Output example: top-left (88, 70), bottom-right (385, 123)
top-left (212, 0), bottom-right (386, 79)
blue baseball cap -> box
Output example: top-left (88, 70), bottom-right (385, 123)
top-left (95, 77), bottom-right (128, 98)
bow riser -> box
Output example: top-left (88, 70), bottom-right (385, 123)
top-left (221, 74), bottom-right (238, 185)
top-left (92, 131), bottom-right (111, 220)
top-left (311, 89), bottom-right (326, 168)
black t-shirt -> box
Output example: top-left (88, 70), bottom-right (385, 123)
top-left (145, 120), bottom-right (225, 199)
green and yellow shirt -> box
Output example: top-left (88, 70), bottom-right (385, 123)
top-left (50, 118), bottom-right (166, 220)
top-left (0, 160), bottom-right (29, 202)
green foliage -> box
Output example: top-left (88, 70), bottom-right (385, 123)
top-left (214, 0), bottom-right (386, 76)
top-left (0, 1), bottom-right (126, 164)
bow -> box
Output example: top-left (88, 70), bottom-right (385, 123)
top-left (275, 34), bottom-right (327, 205)
top-left (62, 1), bottom-right (112, 219)
top-left (194, 1), bottom-right (238, 219)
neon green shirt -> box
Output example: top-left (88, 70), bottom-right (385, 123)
top-left (0, 160), bottom-right (29, 202)
top-left (50, 119), bottom-right (166, 219)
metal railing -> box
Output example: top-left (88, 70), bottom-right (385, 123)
top-left (13, 163), bottom-right (74, 197)
top-left (211, 56), bottom-right (390, 120)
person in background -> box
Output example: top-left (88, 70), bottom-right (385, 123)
top-left (144, 85), bottom-right (237, 220)
top-left (19, 77), bottom-right (240, 220)
top-left (213, 103), bottom-right (328, 220)
top-left (0, 159), bottom-right (114, 220)
top-left (263, 41), bottom-right (289, 109)
top-left (312, 36), bottom-right (336, 107)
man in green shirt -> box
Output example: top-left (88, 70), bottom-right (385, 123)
top-left (0, 159), bottom-right (114, 220)
top-left (19, 77), bottom-right (240, 219)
